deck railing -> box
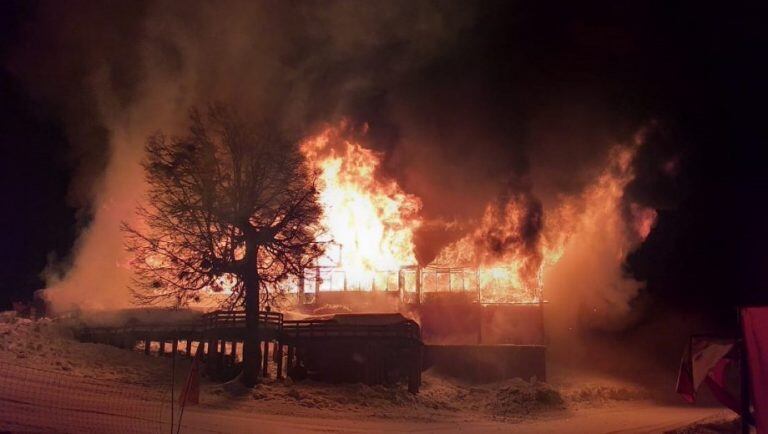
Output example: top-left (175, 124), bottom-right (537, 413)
top-left (81, 310), bottom-right (421, 346)
top-left (200, 310), bottom-right (283, 330)
top-left (282, 319), bottom-right (421, 342)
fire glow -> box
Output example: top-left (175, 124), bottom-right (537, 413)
top-left (301, 124), bottom-right (422, 291)
top-left (296, 123), bottom-right (657, 304)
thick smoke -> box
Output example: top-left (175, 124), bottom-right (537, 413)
top-left (11, 0), bottom-right (661, 340)
top-left (10, 0), bottom-right (471, 312)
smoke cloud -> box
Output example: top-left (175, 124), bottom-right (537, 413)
top-left (11, 0), bottom-right (664, 341)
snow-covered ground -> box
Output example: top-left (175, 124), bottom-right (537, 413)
top-left (0, 312), bottom-right (737, 433)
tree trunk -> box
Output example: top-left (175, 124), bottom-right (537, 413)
top-left (241, 248), bottom-right (262, 387)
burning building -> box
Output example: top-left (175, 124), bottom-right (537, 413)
top-left (255, 122), bottom-right (656, 382)
top-left (54, 110), bottom-right (655, 388)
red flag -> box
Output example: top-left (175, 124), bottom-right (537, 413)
top-left (704, 357), bottom-right (741, 415)
top-left (741, 307), bottom-right (768, 434)
top-left (179, 346), bottom-right (202, 406)
top-left (676, 336), bottom-right (735, 403)
top-left (676, 340), bottom-right (696, 402)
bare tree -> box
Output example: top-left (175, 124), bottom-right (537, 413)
top-left (123, 104), bottom-right (323, 385)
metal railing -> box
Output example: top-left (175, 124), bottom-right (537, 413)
top-left (297, 264), bottom-right (543, 305)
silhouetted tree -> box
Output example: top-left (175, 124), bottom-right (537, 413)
top-left (123, 105), bottom-right (323, 385)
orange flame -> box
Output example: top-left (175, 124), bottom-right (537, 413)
top-left (301, 124), bottom-right (422, 290)
top-left (298, 123), bottom-right (656, 303)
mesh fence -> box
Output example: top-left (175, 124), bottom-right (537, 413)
top-left (0, 362), bottom-right (170, 433)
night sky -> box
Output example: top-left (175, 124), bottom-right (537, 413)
top-left (1, 0), bottom-right (767, 337)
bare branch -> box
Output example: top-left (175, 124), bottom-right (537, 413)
top-left (123, 104), bottom-right (325, 309)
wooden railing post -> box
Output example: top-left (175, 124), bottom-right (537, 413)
top-left (287, 345), bottom-right (295, 376)
top-left (262, 340), bottom-right (270, 377)
top-left (218, 339), bottom-right (226, 369)
top-left (408, 345), bottom-right (422, 394)
top-left (206, 337), bottom-right (217, 375)
top-left (232, 341), bottom-right (239, 363)
top-left (275, 343), bottom-right (284, 380)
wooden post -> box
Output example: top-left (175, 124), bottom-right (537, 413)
top-left (275, 343), bottom-right (284, 379)
top-left (232, 341), bottom-right (239, 363)
top-left (206, 337), bottom-right (217, 374)
top-left (144, 338), bottom-right (151, 355)
top-left (408, 345), bottom-right (422, 394)
top-left (185, 339), bottom-right (192, 357)
top-left (738, 308), bottom-right (751, 434)
top-left (218, 339), bottom-right (226, 369)
top-left (477, 304), bottom-right (483, 344)
top-left (415, 266), bottom-right (422, 305)
top-left (262, 341), bottom-right (270, 377)
top-left (287, 345), bottom-right (295, 376)
top-left (172, 339), bottom-right (178, 357)
top-left (159, 340), bottom-right (166, 357)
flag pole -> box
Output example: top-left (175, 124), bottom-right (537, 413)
top-left (171, 344), bottom-right (175, 434)
top-left (738, 307), bottom-right (750, 434)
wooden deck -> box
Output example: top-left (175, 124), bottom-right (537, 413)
top-left (78, 310), bottom-right (424, 393)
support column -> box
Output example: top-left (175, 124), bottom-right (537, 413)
top-left (287, 345), bottom-right (295, 377)
top-left (172, 339), bottom-right (178, 357)
top-left (159, 340), bottom-right (165, 357)
top-left (185, 339), bottom-right (192, 358)
top-left (415, 266), bottom-right (422, 305)
top-left (218, 339), bottom-right (226, 369)
top-left (144, 338), bottom-right (151, 355)
top-left (206, 337), bottom-right (218, 376)
top-left (262, 341), bottom-right (270, 377)
top-left (275, 343), bottom-right (284, 380)
top-left (408, 345), bottom-right (422, 394)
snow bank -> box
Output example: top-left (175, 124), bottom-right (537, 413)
top-left (201, 370), bottom-right (567, 422)
top-left (0, 311), bottom-right (653, 424)
top-left (664, 416), bottom-right (740, 433)
top-left (0, 311), bottom-right (180, 387)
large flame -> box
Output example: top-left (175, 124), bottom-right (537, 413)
top-left (301, 124), bottom-right (422, 290)
top-left (298, 123), bottom-right (656, 303)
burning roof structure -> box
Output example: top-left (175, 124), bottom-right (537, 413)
top-left (262, 122), bottom-right (655, 314)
